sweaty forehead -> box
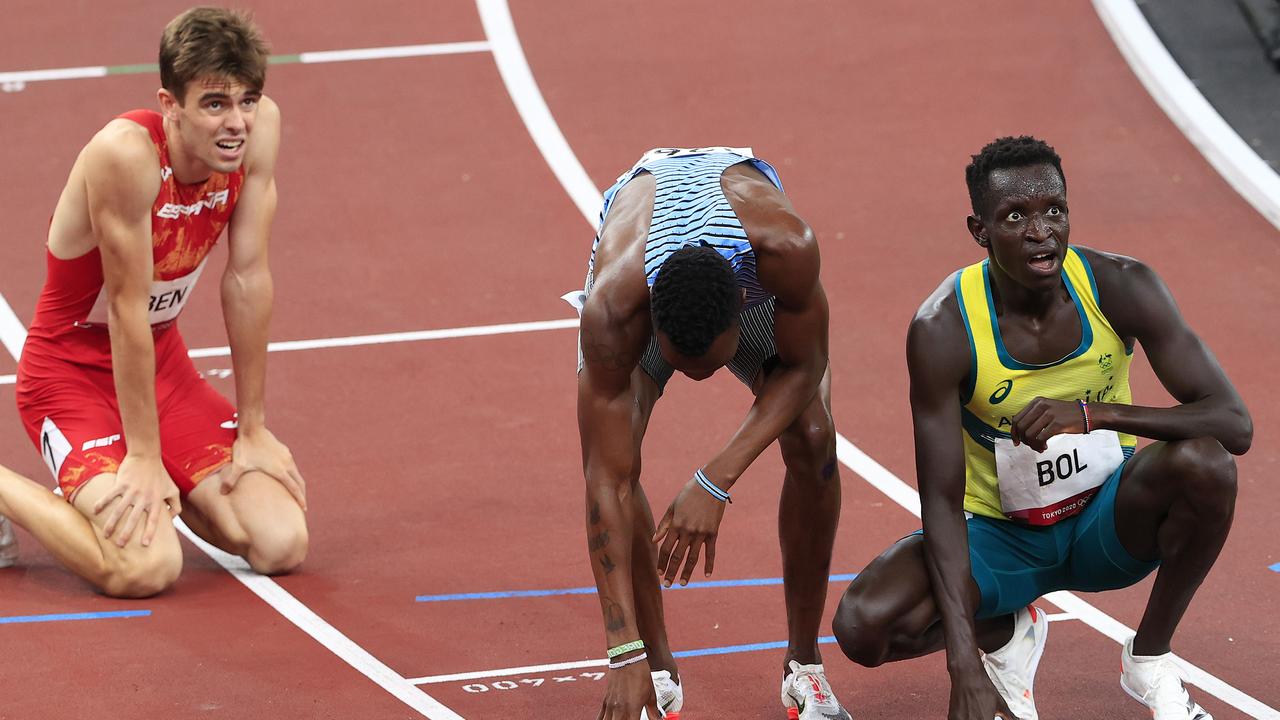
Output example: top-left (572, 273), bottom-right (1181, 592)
top-left (987, 164), bottom-right (1064, 203)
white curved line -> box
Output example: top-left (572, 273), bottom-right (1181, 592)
top-left (479, 1), bottom-right (1280, 716)
top-left (475, 0), bottom-right (602, 225)
top-left (1094, 0), bottom-right (1280, 232)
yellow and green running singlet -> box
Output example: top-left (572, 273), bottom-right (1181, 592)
top-left (955, 247), bottom-right (1137, 524)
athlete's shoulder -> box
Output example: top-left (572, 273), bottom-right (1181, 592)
top-left (81, 119), bottom-right (161, 194)
top-left (1072, 245), bottom-right (1161, 301)
top-left (907, 271), bottom-right (969, 373)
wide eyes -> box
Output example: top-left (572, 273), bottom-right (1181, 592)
top-left (1005, 207), bottom-right (1064, 222)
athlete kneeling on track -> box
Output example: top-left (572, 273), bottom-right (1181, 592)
top-left (0, 8), bottom-right (307, 597)
top-left (831, 136), bottom-right (1250, 720)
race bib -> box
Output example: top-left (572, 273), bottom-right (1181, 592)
top-left (82, 258), bottom-right (209, 327)
top-left (994, 430), bottom-right (1124, 525)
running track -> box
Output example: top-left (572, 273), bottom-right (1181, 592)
top-left (0, 2), bottom-right (1277, 718)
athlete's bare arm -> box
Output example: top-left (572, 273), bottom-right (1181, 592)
top-left (215, 96), bottom-right (305, 509)
top-left (908, 279), bottom-right (1016, 720)
top-left (655, 169), bottom-right (829, 585)
top-left (82, 121), bottom-right (182, 546)
top-left (1008, 248), bottom-right (1252, 455)
top-left (578, 176), bottom-right (663, 720)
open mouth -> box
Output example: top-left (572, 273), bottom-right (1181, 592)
top-left (215, 139), bottom-right (244, 153)
top-left (1028, 251), bottom-right (1058, 273)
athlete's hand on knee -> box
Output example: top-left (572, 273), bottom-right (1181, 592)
top-left (93, 454), bottom-right (182, 548)
top-left (226, 427), bottom-right (307, 511)
top-left (597, 659), bottom-right (659, 720)
top-left (1010, 397), bottom-right (1085, 453)
top-left (948, 667), bottom-right (1018, 720)
top-left (653, 476), bottom-right (726, 587)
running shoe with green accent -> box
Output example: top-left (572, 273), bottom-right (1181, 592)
top-left (1121, 636), bottom-right (1213, 720)
top-left (982, 605), bottom-right (1048, 720)
top-left (0, 515), bottom-right (17, 568)
top-left (781, 660), bottom-right (852, 720)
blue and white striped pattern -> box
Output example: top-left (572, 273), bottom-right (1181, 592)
top-left (642, 153), bottom-right (770, 309)
top-left (695, 468), bottom-right (731, 503)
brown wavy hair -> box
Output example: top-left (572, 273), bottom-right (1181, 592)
top-left (159, 7), bottom-right (270, 103)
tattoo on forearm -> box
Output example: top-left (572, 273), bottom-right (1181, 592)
top-left (589, 530), bottom-right (611, 552)
top-left (603, 598), bottom-right (627, 632)
top-left (589, 501), bottom-right (601, 525)
top-left (581, 327), bottom-right (638, 372)
top-left (601, 554), bottom-right (616, 575)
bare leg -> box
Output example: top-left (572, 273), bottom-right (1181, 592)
top-left (776, 367), bottom-right (840, 673)
top-left (1110, 438), bottom-right (1237, 656)
top-left (832, 534), bottom-right (1012, 667)
top-left (0, 465), bottom-right (181, 597)
top-left (183, 467), bottom-right (308, 575)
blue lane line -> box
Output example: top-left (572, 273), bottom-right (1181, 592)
top-left (1270, 562), bottom-right (1280, 573)
top-left (674, 635), bottom-right (838, 659)
top-left (415, 573), bottom-right (858, 603)
top-left (0, 609), bottom-right (151, 625)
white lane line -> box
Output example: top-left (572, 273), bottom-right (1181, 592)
top-left (298, 41), bottom-right (491, 65)
top-left (475, 0), bottom-right (603, 227)
top-left (187, 317), bottom-right (579, 358)
top-left (1046, 613), bottom-right (1076, 623)
top-left (0, 292), bottom-right (27, 361)
top-left (0, 66), bottom-right (106, 84)
top-left (483, 0), bottom-right (1279, 714)
top-left (0, 40), bottom-right (492, 87)
top-left (410, 658), bottom-right (607, 685)
top-left (0, 317), bottom-right (581, 386)
top-left (175, 521), bottom-right (463, 719)
top-left (1093, 0), bottom-right (1280, 232)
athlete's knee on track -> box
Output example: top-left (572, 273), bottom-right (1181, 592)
top-left (1167, 437), bottom-right (1237, 515)
top-left (832, 583), bottom-right (893, 667)
top-left (99, 542), bottom-right (183, 598)
top-left (245, 517), bottom-right (308, 575)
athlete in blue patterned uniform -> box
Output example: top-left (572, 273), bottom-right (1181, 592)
top-left (831, 137), bottom-right (1251, 720)
top-left (574, 148), bottom-right (850, 720)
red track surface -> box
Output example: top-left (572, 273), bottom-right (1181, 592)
top-left (1, 2), bottom-right (1277, 718)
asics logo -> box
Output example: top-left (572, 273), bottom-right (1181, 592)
top-left (156, 189), bottom-right (229, 219)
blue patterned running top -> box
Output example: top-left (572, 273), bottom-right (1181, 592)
top-left (590, 147), bottom-right (784, 310)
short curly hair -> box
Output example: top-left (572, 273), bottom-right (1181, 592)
top-left (651, 246), bottom-right (741, 357)
top-left (965, 136), bottom-right (1065, 217)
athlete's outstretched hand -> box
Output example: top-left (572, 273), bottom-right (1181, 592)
top-left (947, 666), bottom-right (1019, 720)
top-left (225, 427), bottom-right (307, 510)
top-left (1010, 397), bottom-right (1088, 453)
top-left (653, 474), bottom-right (727, 586)
top-left (93, 454), bottom-right (181, 548)
top-left (597, 658), bottom-right (660, 720)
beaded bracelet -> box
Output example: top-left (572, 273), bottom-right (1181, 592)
top-left (1078, 399), bottom-right (1092, 434)
top-left (694, 469), bottom-right (731, 504)
top-left (607, 640), bottom-right (644, 659)
top-left (607, 651), bottom-right (649, 670)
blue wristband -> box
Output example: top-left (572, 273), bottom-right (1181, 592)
top-left (694, 469), bottom-right (731, 504)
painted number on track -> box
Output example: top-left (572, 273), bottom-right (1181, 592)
top-left (461, 672), bottom-right (606, 693)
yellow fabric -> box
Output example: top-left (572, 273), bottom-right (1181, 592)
top-left (955, 248), bottom-right (1137, 521)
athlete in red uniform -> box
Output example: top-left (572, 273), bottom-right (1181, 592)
top-left (0, 8), bottom-right (307, 597)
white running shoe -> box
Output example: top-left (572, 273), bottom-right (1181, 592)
top-left (0, 515), bottom-right (17, 569)
top-left (981, 605), bottom-right (1048, 720)
top-left (1120, 637), bottom-right (1213, 720)
top-left (781, 660), bottom-right (852, 720)
top-left (639, 669), bottom-right (683, 719)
